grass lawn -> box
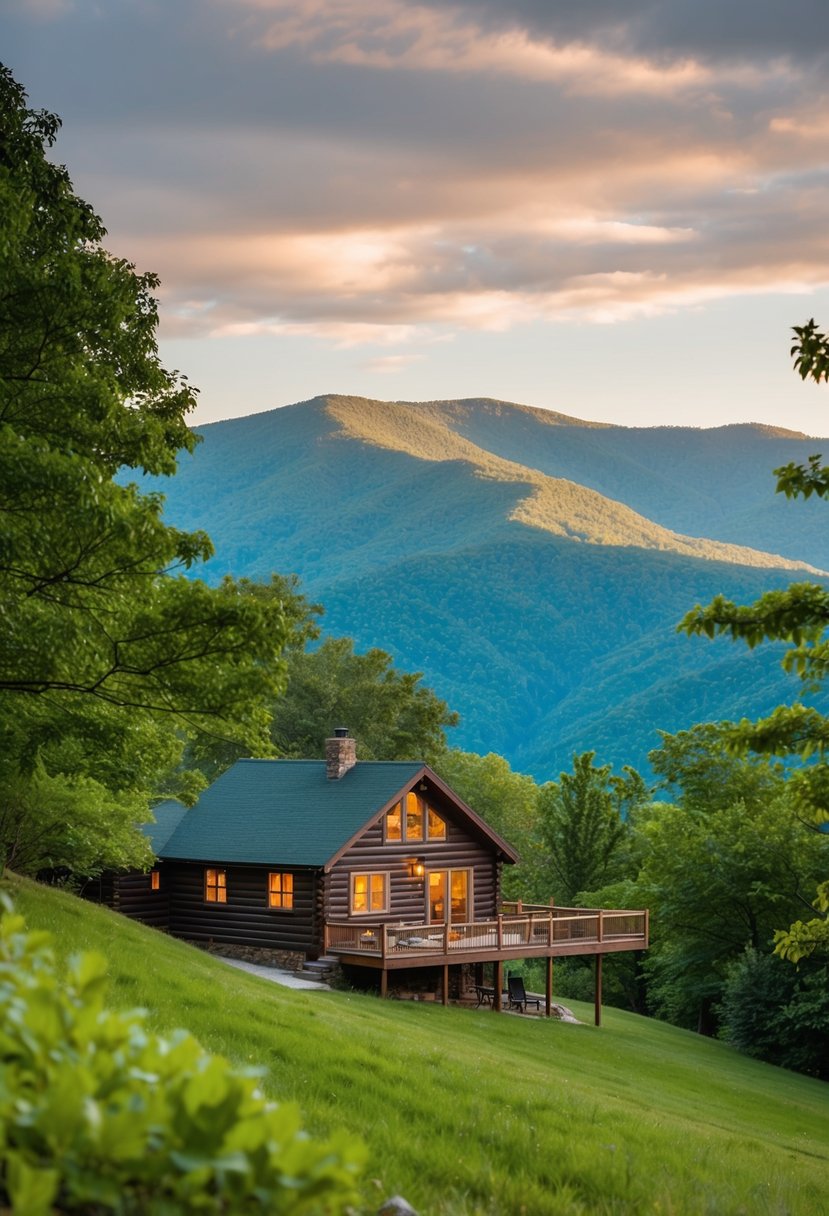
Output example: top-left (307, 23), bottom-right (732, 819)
top-left (8, 874), bottom-right (828, 1216)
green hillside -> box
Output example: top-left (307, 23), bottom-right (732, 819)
top-left (10, 875), bottom-right (828, 1216)
top-left (135, 395), bottom-right (829, 776)
top-left (420, 399), bottom-right (829, 570)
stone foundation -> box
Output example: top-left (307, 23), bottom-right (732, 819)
top-left (188, 940), bottom-right (306, 972)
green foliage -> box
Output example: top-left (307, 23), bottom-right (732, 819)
top-left (269, 636), bottom-right (458, 764)
top-left (719, 948), bottom-right (829, 1078)
top-left (537, 753), bottom-right (638, 904)
top-left (0, 898), bottom-right (364, 1214)
top-left (790, 318), bottom-right (829, 386)
top-left (773, 879), bottom-right (829, 963)
top-left (0, 66), bottom-right (306, 873)
top-left (0, 65), bottom-right (291, 737)
top-left (0, 764), bottom-right (153, 878)
top-left (633, 727), bottom-right (824, 1032)
top-left (677, 326), bottom-right (829, 963)
top-left (432, 749), bottom-right (544, 899)
top-left (648, 721), bottom-right (782, 812)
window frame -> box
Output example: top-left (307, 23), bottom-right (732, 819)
top-left (350, 870), bottom-right (390, 916)
top-left (384, 792), bottom-right (447, 844)
top-left (427, 867), bottom-right (473, 925)
top-left (267, 870), bottom-right (294, 911)
top-left (204, 867), bottom-right (227, 904)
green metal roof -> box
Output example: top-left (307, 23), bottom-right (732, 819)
top-left (145, 800), bottom-right (189, 853)
top-left (158, 759), bottom-right (425, 866)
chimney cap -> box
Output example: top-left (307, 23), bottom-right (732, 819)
top-left (333, 726), bottom-right (349, 738)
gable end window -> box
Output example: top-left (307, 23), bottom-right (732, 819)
top-left (205, 867), bottom-right (227, 903)
top-left (351, 872), bottom-right (389, 915)
top-left (268, 871), bottom-right (294, 910)
top-left (385, 793), bottom-right (446, 843)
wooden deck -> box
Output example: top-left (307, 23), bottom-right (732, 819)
top-left (324, 903), bottom-right (648, 971)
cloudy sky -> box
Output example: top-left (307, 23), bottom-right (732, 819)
top-left (6, 0), bottom-right (829, 432)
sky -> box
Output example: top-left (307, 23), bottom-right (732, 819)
top-left (6, 0), bottom-right (829, 434)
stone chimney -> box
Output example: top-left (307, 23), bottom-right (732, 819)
top-left (325, 727), bottom-right (357, 779)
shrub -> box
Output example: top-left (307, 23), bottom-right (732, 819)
top-left (719, 947), bottom-right (829, 1079)
top-left (0, 898), bottom-right (366, 1213)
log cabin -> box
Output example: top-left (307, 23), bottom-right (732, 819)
top-left (105, 730), bottom-right (649, 1020)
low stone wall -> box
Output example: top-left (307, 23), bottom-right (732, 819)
top-left (188, 940), bottom-right (306, 972)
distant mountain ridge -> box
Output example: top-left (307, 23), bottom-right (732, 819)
top-left (141, 394), bottom-right (829, 777)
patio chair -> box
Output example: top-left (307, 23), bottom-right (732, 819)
top-left (507, 974), bottom-right (541, 1013)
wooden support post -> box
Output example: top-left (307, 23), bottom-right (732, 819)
top-left (545, 956), bottom-right (553, 1018)
top-left (493, 960), bottom-right (503, 1012)
top-left (380, 969), bottom-right (388, 999)
top-left (442, 964), bottom-right (449, 1006)
top-left (594, 954), bottom-right (602, 1027)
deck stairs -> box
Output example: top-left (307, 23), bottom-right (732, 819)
top-left (298, 955), bottom-right (338, 983)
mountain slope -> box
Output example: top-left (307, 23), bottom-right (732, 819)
top-left (141, 394), bottom-right (829, 776)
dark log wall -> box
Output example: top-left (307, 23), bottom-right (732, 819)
top-left (165, 861), bottom-right (319, 953)
top-left (327, 801), bottom-right (500, 923)
top-left (113, 871), bottom-right (170, 929)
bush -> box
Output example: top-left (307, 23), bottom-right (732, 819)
top-left (719, 947), bottom-right (829, 1079)
top-left (0, 898), bottom-right (366, 1213)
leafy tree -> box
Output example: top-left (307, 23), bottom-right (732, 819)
top-left (0, 66), bottom-right (303, 873)
top-left (630, 725), bottom-right (823, 1034)
top-left (537, 752), bottom-right (641, 904)
top-left (635, 793), bottom-right (821, 1033)
top-left (648, 721), bottom-right (782, 813)
top-left (432, 750), bottom-right (543, 900)
top-left (0, 65), bottom-right (291, 740)
top-left (680, 321), bottom-right (829, 962)
top-left (268, 636), bottom-right (458, 764)
top-left (719, 948), bottom-right (829, 1078)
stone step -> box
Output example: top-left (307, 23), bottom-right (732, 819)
top-left (300, 957), bottom-right (338, 980)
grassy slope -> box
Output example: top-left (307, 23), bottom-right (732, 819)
top-left (10, 875), bottom-right (828, 1216)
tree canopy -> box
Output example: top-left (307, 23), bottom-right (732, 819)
top-left (0, 65), bottom-right (291, 737)
top-left (680, 321), bottom-right (829, 962)
top-left (0, 66), bottom-right (296, 872)
top-left (536, 752), bottom-right (642, 905)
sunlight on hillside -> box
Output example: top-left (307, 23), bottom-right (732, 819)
top-left (327, 396), bottom-right (824, 572)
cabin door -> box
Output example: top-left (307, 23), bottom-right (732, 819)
top-left (428, 869), bottom-right (470, 924)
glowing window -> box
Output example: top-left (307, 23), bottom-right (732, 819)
top-left (385, 801), bottom-right (402, 841)
top-left (351, 872), bottom-right (389, 915)
top-left (405, 791), bottom-right (424, 841)
top-left (150, 870), bottom-right (160, 891)
top-left (268, 871), bottom-right (293, 910)
top-left (386, 793), bottom-right (445, 843)
top-left (205, 867), bottom-right (227, 903)
top-left (428, 807), bottom-right (446, 840)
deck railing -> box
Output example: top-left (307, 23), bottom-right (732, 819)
top-left (324, 906), bottom-right (648, 958)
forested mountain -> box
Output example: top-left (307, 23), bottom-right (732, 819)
top-left (139, 395), bottom-right (829, 778)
